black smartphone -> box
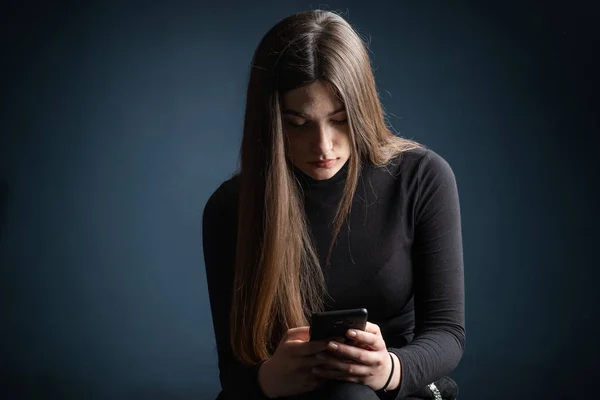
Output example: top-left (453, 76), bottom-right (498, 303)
top-left (309, 308), bottom-right (368, 342)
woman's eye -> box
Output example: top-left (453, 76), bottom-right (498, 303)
top-left (285, 118), bottom-right (347, 128)
top-left (331, 118), bottom-right (347, 125)
top-left (286, 120), bottom-right (307, 128)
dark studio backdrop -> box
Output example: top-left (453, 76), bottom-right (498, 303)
top-left (1, 1), bottom-right (598, 399)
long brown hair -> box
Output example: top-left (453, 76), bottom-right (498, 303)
top-left (231, 9), bottom-right (422, 365)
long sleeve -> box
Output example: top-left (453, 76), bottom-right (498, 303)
top-left (203, 148), bottom-right (465, 399)
top-left (387, 151), bottom-right (466, 399)
top-left (202, 179), bottom-right (269, 400)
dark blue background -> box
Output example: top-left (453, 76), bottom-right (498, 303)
top-left (1, 1), bottom-right (598, 399)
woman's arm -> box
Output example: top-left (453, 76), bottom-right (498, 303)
top-left (202, 180), bottom-right (269, 399)
top-left (388, 150), bottom-right (466, 399)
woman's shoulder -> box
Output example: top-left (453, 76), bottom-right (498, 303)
top-left (203, 172), bottom-right (241, 217)
top-left (384, 146), bottom-right (454, 178)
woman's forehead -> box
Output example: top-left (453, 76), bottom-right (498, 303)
top-left (282, 82), bottom-right (344, 116)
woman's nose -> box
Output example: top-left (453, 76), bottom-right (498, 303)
top-left (311, 125), bottom-right (334, 153)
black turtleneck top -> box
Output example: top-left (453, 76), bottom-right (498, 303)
top-left (202, 147), bottom-right (465, 399)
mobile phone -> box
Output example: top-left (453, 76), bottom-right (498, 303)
top-left (309, 308), bottom-right (368, 342)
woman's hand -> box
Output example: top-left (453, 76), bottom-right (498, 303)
top-left (257, 326), bottom-right (330, 398)
top-left (311, 322), bottom-right (400, 391)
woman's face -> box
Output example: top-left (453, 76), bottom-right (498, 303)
top-left (281, 81), bottom-right (351, 181)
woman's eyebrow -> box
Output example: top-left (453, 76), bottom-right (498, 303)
top-left (281, 106), bottom-right (346, 118)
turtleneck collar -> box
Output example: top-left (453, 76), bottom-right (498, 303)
top-left (292, 158), bottom-right (350, 191)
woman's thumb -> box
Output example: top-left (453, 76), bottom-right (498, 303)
top-left (283, 326), bottom-right (311, 342)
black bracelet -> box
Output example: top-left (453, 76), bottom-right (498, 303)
top-left (377, 352), bottom-right (395, 393)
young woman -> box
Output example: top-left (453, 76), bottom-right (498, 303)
top-left (202, 9), bottom-right (465, 400)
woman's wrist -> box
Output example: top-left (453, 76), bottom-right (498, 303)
top-left (386, 352), bottom-right (402, 391)
top-left (257, 358), bottom-right (277, 398)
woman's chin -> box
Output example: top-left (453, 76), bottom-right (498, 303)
top-left (303, 164), bottom-right (342, 181)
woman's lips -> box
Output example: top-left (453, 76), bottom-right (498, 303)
top-left (310, 159), bottom-right (336, 168)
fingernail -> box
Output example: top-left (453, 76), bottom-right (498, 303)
top-left (347, 330), bottom-right (357, 337)
top-left (328, 342), bottom-right (338, 350)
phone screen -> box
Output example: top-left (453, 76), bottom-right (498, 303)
top-left (309, 308), bottom-right (368, 342)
